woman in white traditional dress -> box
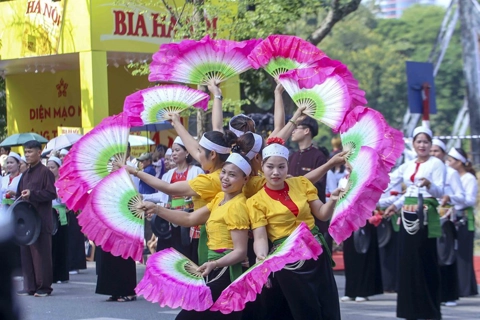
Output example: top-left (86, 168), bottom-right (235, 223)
top-left (384, 126), bottom-right (446, 319)
top-left (1, 152), bottom-right (24, 275)
top-left (431, 139), bottom-right (465, 306)
top-left (447, 147), bottom-right (478, 297)
top-left (0, 152), bottom-right (23, 202)
top-left (142, 136), bottom-right (204, 262)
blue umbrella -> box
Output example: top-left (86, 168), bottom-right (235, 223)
top-left (0, 133), bottom-right (48, 147)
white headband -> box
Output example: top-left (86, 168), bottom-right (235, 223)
top-left (262, 143), bottom-right (289, 160)
top-left (165, 148), bottom-right (172, 156)
top-left (229, 114), bottom-right (255, 137)
top-left (432, 139), bottom-right (446, 152)
top-left (245, 132), bottom-right (263, 160)
top-left (199, 134), bottom-right (231, 154)
top-left (412, 126), bottom-right (432, 139)
top-left (226, 153), bottom-right (252, 176)
top-left (448, 148), bottom-right (467, 164)
top-left (48, 156), bottom-right (62, 167)
top-left (60, 149), bottom-right (69, 156)
top-left (8, 152), bottom-right (21, 162)
top-left (20, 156), bottom-right (26, 163)
top-left (173, 136), bottom-right (184, 147)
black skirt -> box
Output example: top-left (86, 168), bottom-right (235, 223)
top-left (95, 246), bottom-right (136, 296)
top-left (175, 267), bottom-right (242, 320)
top-left (270, 251), bottom-right (340, 320)
top-left (343, 223), bottom-right (383, 298)
top-left (52, 223), bottom-right (69, 283)
top-left (440, 263), bottom-right (459, 302)
top-left (456, 224), bottom-right (478, 297)
top-left (396, 213), bottom-right (441, 319)
top-left (66, 211), bottom-right (86, 271)
top-left (378, 229), bottom-right (398, 292)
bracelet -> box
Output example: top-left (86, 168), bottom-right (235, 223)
top-left (134, 168), bottom-right (140, 176)
top-left (289, 119), bottom-right (297, 126)
top-left (214, 260), bottom-right (219, 269)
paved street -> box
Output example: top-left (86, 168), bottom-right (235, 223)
top-left (13, 262), bottom-right (480, 320)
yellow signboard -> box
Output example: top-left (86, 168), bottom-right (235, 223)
top-left (21, 0), bottom-right (66, 57)
top-left (57, 126), bottom-right (83, 135)
top-left (7, 70), bottom-right (81, 140)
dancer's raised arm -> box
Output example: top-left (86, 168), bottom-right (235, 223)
top-left (208, 80), bottom-right (224, 133)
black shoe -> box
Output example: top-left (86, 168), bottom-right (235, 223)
top-left (17, 290), bottom-right (34, 296)
top-left (34, 291), bottom-right (51, 297)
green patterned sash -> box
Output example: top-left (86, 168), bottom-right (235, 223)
top-left (53, 204), bottom-right (68, 226)
top-left (207, 249), bottom-right (243, 282)
top-left (404, 197), bottom-right (441, 238)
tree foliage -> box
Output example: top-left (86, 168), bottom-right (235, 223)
top-left (319, 4), bottom-right (464, 137)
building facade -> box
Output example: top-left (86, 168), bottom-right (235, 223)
top-left (379, 0), bottom-right (438, 18)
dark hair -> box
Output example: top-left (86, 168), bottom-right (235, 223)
top-left (23, 140), bottom-right (42, 150)
top-left (202, 130), bottom-right (237, 163)
top-left (230, 115), bottom-right (255, 134)
top-left (235, 132), bottom-right (265, 158)
top-left (174, 143), bottom-right (193, 164)
top-left (319, 146), bottom-right (329, 158)
top-left (297, 116), bottom-right (318, 138)
top-left (455, 148), bottom-right (476, 178)
top-left (224, 148), bottom-right (251, 176)
top-left (413, 132), bottom-right (432, 143)
top-left (1, 147), bottom-right (11, 153)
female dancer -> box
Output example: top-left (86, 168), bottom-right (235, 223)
top-left (142, 136), bottom-right (204, 261)
top-left (142, 152), bottom-right (252, 320)
top-left (47, 156), bottom-right (70, 283)
top-left (247, 138), bottom-right (342, 320)
top-left (431, 139), bottom-right (464, 306)
top-left (447, 147), bottom-right (478, 297)
top-left (384, 126), bottom-right (446, 319)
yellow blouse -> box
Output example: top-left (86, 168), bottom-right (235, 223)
top-left (247, 176), bottom-right (319, 242)
top-left (205, 192), bottom-right (250, 250)
top-left (188, 169), bottom-right (222, 210)
top-left (244, 175), bottom-right (266, 199)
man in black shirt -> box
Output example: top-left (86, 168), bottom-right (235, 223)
top-left (288, 116), bottom-right (332, 249)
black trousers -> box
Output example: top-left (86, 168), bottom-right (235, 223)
top-left (20, 232), bottom-right (53, 294)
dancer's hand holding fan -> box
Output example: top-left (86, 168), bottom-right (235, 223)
top-left (278, 70), bottom-right (351, 131)
top-left (149, 35), bottom-right (261, 85)
top-left (339, 106), bottom-right (404, 170)
top-left (78, 167), bottom-right (145, 262)
top-left (136, 248), bottom-right (214, 312)
top-left (328, 147), bottom-right (390, 244)
top-left (56, 113), bottom-right (129, 211)
top-left (292, 57), bottom-right (368, 110)
top-left (247, 35), bottom-right (326, 79)
top-left (209, 222), bottom-right (322, 314)
top-left (123, 85), bottom-right (209, 126)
